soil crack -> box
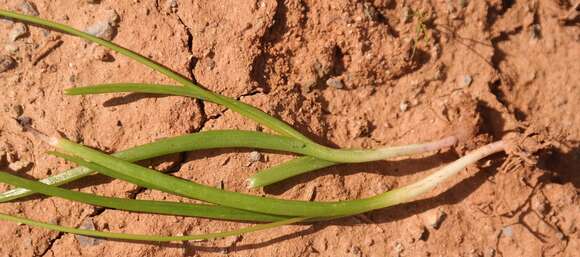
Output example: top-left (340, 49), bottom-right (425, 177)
top-left (37, 232), bottom-right (63, 257)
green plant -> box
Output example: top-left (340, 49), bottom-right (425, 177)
top-left (410, 8), bottom-right (431, 58)
top-left (0, 10), bottom-right (508, 242)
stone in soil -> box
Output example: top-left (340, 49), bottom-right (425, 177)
top-left (326, 77), bottom-right (344, 89)
top-left (248, 151), bottom-right (261, 162)
top-left (18, 0), bottom-right (39, 16)
top-left (9, 23), bottom-right (28, 42)
top-left (424, 209), bottom-right (447, 229)
top-left (85, 21), bottom-right (116, 41)
top-left (8, 160), bottom-right (31, 172)
top-left (0, 55), bottom-right (17, 73)
top-left (76, 217), bottom-right (102, 246)
top-left (462, 75), bottom-right (473, 87)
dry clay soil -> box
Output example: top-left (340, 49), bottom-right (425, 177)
top-left (0, 1), bottom-right (579, 257)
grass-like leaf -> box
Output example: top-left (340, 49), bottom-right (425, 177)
top-left (52, 138), bottom-right (506, 217)
top-left (0, 171), bottom-right (288, 222)
top-left (0, 212), bottom-right (305, 242)
top-left (1, 130), bottom-right (456, 202)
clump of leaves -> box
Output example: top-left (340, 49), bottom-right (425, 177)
top-left (0, 10), bottom-right (508, 241)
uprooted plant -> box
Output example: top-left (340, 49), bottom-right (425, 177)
top-left (0, 10), bottom-right (513, 241)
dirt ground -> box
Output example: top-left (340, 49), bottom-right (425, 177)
top-left (0, 0), bottom-right (578, 256)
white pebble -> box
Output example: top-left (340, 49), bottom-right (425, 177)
top-left (4, 43), bottom-right (19, 53)
top-left (165, 0), bottom-right (178, 12)
top-left (501, 226), bottom-right (513, 237)
top-left (425, 209), bottom-right (447, 229)
top-left (19, 0), bottom-right (39, 16)
top-left (9, 23), bottom-right (28, 42)
top-left (399, 101), bottom-right (409, 112)
top-left (394, 242), bottom-right (405, 255)
top-left (249, 151), bottom-right (261, 162)
top-left (484, 248), bottom-right (496, 257)
top-left (326, 77), bottom-right (344, 89)
top-left (8, 160), bottom-right (31, 172)
top-left (463, 75), bottom-right (473, 87)
top-left (85, 21), bottom-right (116, 40)
top-left (104, 9), bottom-right (120, 26)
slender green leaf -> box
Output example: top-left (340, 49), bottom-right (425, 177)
top-left (53, 138), bottom-right (506, 217)
top-left (247, 156), bottom-right (334, 188)
top-left (0, 212), bottom-right (306, 242)
top-left (0, 171), bottom-right (288, 222)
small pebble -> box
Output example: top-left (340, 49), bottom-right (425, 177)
top-left (165, 0), bottom-right (178, 12)
top-left (0, 55), bottom-right (17, 73)
top-left (399, 101), bottom-right (409, 112)
top-left (530, 24), bottom-right (542, 39)
top-left (394, 242), bottom-right (405, 256)
top-left (103, 9), bottom-right (120, 26)
top-left (12, 105), bottom-right (24, 117)
top-left (9, 23), bottom-right (28, 42)
top-left (410, 224), bottom-right (428, 242)
top-left (76, 218), bottom-right (101, 246)
top-left (363, 2), bottom-right (380, 21)
top-left (4, 43), bottom-right (19, 54)
top-left (18, 0), bottom-right (39, 16)
top-left (326, 77), bottom-right (344, 89)
top-left (216, 180), bottom-right (224, 189)
top-left (0, 18), bottom-right (14, 26)
top-left (501, 226), bottom-right (513, 237)
top-left (8, 160), bottom-right (31, 172)
top-left (205, 58), bottom-right (216, 70)
top-left (484, 248), bottom-right (496, 257)
top-left (531, 193), bottom-right (550, 215)
top-left (425, 209), bottom-right (447, 229)
top-left (364, 237), bottom-right (374, 246)
top-left (350, 246), bottom-right (363, 257)
top-left (92, 46), bottom-right (114, 62)
top-left (85, 21), bottom-right (116, 40)
top-left (462, 75), bottom-right (473, 87)
top-left (469, 249), bottom-right (483, 257)
top-left (16, 116), bottom-right (32, 128)
top-left (248, 151), bottom-right (261, 162)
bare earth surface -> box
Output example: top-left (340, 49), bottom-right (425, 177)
top-left (0, 1), bottom-right (578, 257)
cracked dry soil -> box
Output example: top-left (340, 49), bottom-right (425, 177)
top-left (0, 1), bottom-right (579, 257)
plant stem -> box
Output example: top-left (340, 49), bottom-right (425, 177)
top-left (247, 156), bottom-right (335, 188)
top-left (0, 171), bottom-right (288, 222)
top-left (1, 130), bottom-right (456, 202)
top-left (53, 138), bottom-right (506, 217)
top-left (67, 84), bottom-right (459, 162)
